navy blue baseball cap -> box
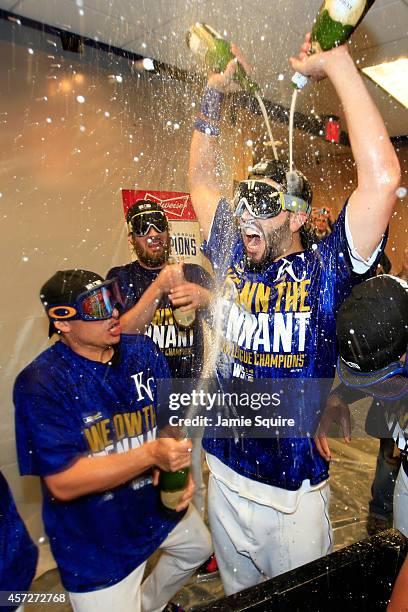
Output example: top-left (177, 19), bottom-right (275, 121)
top-left (337, 275), bottom-right (408, 400)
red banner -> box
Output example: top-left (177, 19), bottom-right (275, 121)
top-left (121, 189), bottom-right (210, 269)
top-left (121, 190), bottom-right (196, 221)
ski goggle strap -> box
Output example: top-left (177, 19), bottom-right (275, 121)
top-left (233, 180), bottom-right (311, 219)
top-left (47, 279), bottom-right (124, 322)
top-left (128, 210), bottom-right (168, 236)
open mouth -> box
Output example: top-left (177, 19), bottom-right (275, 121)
top-left (241, 224), bottom-right (263, 253)
top-left (146, 237), bottom-right (164, 250)
top-left (109, 320), bottom-right (121, 336)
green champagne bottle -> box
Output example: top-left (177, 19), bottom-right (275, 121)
top-left (166, 257), bottom-right (196, 329)
top-left (186, 23), bottom-right (260, 95)
top-left (159, 467), bottom-right (189, 511)
top-left (292, 0), bottom-right (377, 89)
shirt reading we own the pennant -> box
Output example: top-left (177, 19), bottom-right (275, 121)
top-left (107, 261), bottom-right (213, 378)
top-left (14, 335), bottom-right (181, 594)
top-left (202, 199), bottom-right (385, 492)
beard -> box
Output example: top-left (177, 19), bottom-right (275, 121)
top-left (244, 215), bottom-right (292, 273)
top-left (133, 234), bottom-right (171, 268)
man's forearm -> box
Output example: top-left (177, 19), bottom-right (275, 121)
top-left (189, 86), bottom-right (225, 239)
top-left (120, 280), bottom-right (162, 333)
top-left (44, 441), bottom-right (157, 502)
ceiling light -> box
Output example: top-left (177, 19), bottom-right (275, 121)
top-left (132, 58), bottom-right (155, 72)
top-left (362, 58), bottom-right (408, 109)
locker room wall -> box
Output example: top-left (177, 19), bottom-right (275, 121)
top-left (0, 17), bottom-right (406, 572)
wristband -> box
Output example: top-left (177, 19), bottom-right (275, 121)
top-left (194, 116), bottom-right (220, 137)
top-left (200, 86), bottom-right (224, 121)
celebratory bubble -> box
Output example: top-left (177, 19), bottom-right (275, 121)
top-left (173, 122), bottom-right (180, 130)
top-left (350, 329), bottom-right (354, 335)
top-left (246, 139), bottom-right (253, 147)
top-left (38, 536), bottom-right (46, 544)
top-left (28, 47), bottom-right (34, 55)
top-left (104, 111), bottom-right (110, 118)
top-left (46, 117), bottom-right (52, 123)
top-left (277, 73), bottom-right (284, 81)
top-left (396, 186), bottom-right (407, 199)
top-left (76, 95), bottom-right (85, 104)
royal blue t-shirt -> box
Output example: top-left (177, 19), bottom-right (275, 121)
top-left (107, 261), bottom-right (213, 379)
top-left (202, 198), bottom-right (385, 490)
top-left (0, 472), bottom-right (38, 611)
top-left (14, 335), bottom-right (181, 593)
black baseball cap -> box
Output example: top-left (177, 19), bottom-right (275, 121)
top-left (337, 275), bottom-right (408, 398)
top-left (40, 269), bottom-right (105, 337)
top-left (126, 199), bottom-right (167, 229)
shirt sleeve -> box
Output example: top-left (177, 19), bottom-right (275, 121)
top-left (202, 198), bottom-right (240, 281)
top-left (344, 207), bottom-right (384, 274)
top-left (14, 373), bottom-right (87, 478)
top-left (315, 202), bottom-right (386, 312)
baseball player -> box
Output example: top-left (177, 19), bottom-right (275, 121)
top-left (14, 269), bottom-right (211, 612)
top-left (107, 199), bottom-right (213, 380)
top-left (335, 274), bottom-right (408, 611)
top-left (188, 35), bottom-right (401, 593)
top-left (107, 199), bottom-right (214, 521)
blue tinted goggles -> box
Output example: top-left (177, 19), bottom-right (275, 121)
top-left (47, 279), bottom-right (123, 322)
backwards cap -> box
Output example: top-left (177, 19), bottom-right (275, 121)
top-left (337, 274), bottom-right (408, 398)
top-left (40, 269), bottom-right (105, 337)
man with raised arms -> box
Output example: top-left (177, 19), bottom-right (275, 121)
top-left (188, 35), bottom-right (401, 594)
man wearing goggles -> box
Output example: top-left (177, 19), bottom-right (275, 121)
top-left (107, 199), bottom-right (213, 380)
top-left (188, 34), bottom-right (400, 595)
top-left (107, 199), bottom-right (214, 531)
top-left (14, 268), bottom-right (212, 611)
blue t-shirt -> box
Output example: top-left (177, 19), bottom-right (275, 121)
top-left (202, 199), bottom-right (384, 490)
top-left (0, 472), bottom-right (38, 611)
top-left (14, 335), bottom-right (181, 593)
top-left (107, 261), bottom-right (213, 379)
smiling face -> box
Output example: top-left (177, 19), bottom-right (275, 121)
top-left (130, 227), bottom-right (171, 268)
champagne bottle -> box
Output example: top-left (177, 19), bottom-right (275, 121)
top-left (186, 23), bottom-right (260, 95)
top-left (159, 467), bottom-right (189, 511)
top-left (292, 0), bottom-right (377, 89)
top-left (167, 257), bottom-right (196, 329)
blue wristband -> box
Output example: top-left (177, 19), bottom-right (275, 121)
top-left (194, 116), bottom-right (220, 137)
top-left (200, 86), bottom-right (224, 121)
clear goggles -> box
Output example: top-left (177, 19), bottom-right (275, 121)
top-left (338, 350), bottom-right (408, 401)
top-left (128, 210), bottom-right (168, 236)
top-left (47, 279), bottom-right (124, 322)
top-left (233, 180), bottom-right (311, 219)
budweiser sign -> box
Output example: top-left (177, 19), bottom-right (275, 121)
top-left (121, 190), bottom-right (197, 221)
